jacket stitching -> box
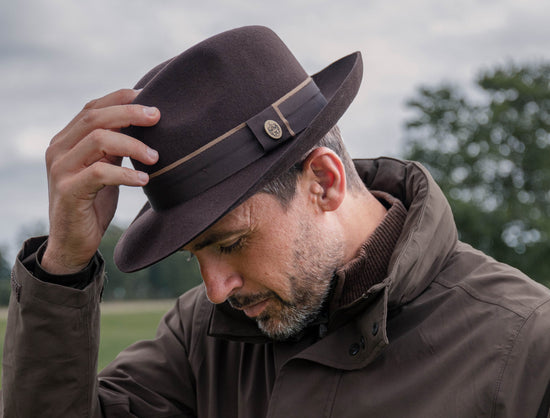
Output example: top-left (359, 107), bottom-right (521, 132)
top-left (187, 287), bottom-right (209, 364)
top-left (324, 370), bottom-right (343, 418)
top-left (83, 306), bottom-right (92, 418)
top-left (10, 269), bottom-right (21, 302)
top-left (490, 299), bottom-right (550, 417)
top-left (387, 161), bottom-right (430, 270)
top-left (266, 367), bottom-right (286, 418)
top-left (434, 276), bottom-right (550, 320)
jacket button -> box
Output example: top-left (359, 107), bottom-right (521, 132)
top-left (349, 342), bottom-right (360, 356)
top-left (372, 322), bottom-right (379, 336)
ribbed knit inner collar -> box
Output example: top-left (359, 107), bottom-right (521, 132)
top-left (333, 190), bottom-right (407, 309)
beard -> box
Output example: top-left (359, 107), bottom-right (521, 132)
top-left (228, 218), bottom-right (345, 341)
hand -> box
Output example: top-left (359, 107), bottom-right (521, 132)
top-left (42, 89), bottom-right (160, 274)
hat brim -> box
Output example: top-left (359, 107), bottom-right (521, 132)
top-left (114, 51), bottom-right (363, 272)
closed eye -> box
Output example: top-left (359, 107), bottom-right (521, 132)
top-left (218, 237), bottom-right (246, 254)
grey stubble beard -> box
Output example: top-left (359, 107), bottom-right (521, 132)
top-left (254, 219), bottom-right (345, 340)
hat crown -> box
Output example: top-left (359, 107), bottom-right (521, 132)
top-left (127, 26), bottom-right (308, 174)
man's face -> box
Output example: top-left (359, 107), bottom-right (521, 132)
top-left (185, 186), bottom-right (345, 340)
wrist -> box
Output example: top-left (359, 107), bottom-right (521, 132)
top-left (42, 243), bottom-right (91, 275)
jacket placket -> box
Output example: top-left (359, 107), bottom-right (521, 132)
top-left (265, 285), bottom-right (389, 418)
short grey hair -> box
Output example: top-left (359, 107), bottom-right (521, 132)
top-left (261, 125), bottom-right (364, 208)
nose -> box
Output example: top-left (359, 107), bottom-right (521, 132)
top-left (197, 255), bottom-right (244, 304)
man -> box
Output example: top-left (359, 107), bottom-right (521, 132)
top-left (2, 25), bottom-right (550, 417)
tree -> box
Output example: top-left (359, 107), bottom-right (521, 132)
top-left (99, 224), bottom-right (203, 301)
top-left (403, 62), bottom-right (550, 287)
top-left (0, 246), bottom-right (12, 305)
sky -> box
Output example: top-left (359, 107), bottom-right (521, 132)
top-left (1, 0), bottom-right (549, 259)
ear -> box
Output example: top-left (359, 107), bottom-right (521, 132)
top-left (301, 147), bottom-right (346, 212)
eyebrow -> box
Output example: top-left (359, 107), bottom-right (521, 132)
top-left (190, 228), bottom-right (250, 252)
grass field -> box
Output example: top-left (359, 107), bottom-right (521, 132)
top-left (0, 299), bottom-right (176, 377)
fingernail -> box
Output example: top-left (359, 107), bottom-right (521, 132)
top-left (143, 106), bottom-right (158, 117)
top-left (137, 172), bottom-right (149, 184)
top-left (147, 147), bottom-right (159, 160)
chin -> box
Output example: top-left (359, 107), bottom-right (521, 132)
top-left (256, 310), bottom-right (312, 341)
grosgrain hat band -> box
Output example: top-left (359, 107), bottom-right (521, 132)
top-left (144, 77), bottom-right (327, 211)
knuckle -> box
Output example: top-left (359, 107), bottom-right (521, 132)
top-left (45, 142), bottom-right (66, 172)
top-left (87, 129), bottom-right (107, 147)
top-left (114, 105), bottom-right (142, 129)
top-left (50, 176), bottom-right (78, 201)
top-left (48, 157), bottom-right (66, 181)
top-left (47, 157), bottom-right (59, 177)
top-left (45, 144), bottom-right (56, 167)
top-left (119, 166), bottom-right (136, 184)
top-left (116, 88), bottom-right (137, 103)
top-left (49, 131), bottom-right (62, 146)
top-left (126, 167), bottom-right (139, 182)
top-left (83, 98), bottom-right (99, 110)
top-left (89, 162), bottom-right (105, 178)
top-left (55, 176), bottom-right (74, 198)
top-left (80, 108), bottom-right (100, 127)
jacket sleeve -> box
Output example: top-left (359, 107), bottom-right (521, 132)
top-left (494, 295), bottom-right (550, 418)
top-left (1, 237), bottom-right (104, 417)
top-left (1, 237), bottom-right (198, 417)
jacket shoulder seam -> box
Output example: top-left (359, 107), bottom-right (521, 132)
top-left (433, 277), bottom-right (550, 320)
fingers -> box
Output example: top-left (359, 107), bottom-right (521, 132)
top-left (52, 99), bottom-right (160, 152)
top-left (61, 128), bottom-right (158, 171)
top-left (48, 134), bottom-right (158, 204)
top-left (57, 88), bottom-right (142, 137)
top-left (75, 161), bottom-right (151, 194)
top-left (46, 88), bottom-right (161, 186)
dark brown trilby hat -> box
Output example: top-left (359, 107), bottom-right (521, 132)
top-left (114, 25), bottom-right (363, 272)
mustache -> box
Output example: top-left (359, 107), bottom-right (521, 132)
top-left (228, 291), bottom-right (277, 309)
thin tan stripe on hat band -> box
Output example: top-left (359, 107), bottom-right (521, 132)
top-left (149, 77), bottom-right (313, 180)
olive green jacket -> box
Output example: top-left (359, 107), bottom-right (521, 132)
top-left (3, 158), bottom-right (550, 417)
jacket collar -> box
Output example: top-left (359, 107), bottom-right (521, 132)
top-left (354, 158), bottom-right (458, 308)
top-left (208, 300), bottom-right (270, 343)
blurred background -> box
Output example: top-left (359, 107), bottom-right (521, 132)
top-left (1, 0), bottom-right (550, 304)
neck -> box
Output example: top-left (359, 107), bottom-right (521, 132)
top-left (340, 188), bottom-right (388, 263)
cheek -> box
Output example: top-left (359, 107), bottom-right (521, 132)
top-left (236, 245), bottom-right (293, 293)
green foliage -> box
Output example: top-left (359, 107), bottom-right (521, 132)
top-left (99, 224), bottom-right (203, 301)
top-left (403, 62), bottom-right (550, 286)
top-left (0, 246), bottom-right (12, 305)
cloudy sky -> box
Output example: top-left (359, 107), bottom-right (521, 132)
top-left (1, 0), bottom-right (549, 259)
